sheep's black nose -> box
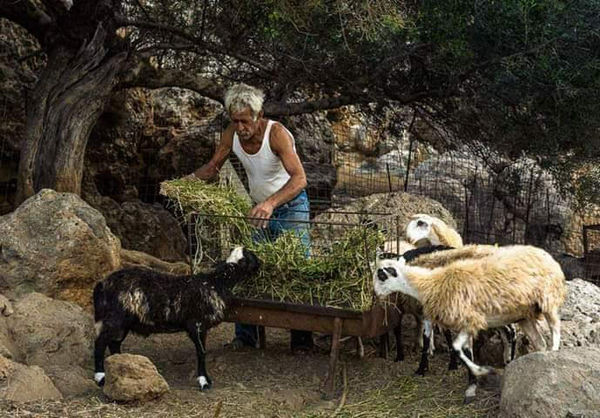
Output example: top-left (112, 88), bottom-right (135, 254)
top-left (377, 269), bottom-right (388, 282)
top-left (417, 220), bottom-right (426, 227)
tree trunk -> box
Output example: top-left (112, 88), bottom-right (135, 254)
top-left (16, 24), bottom-right (126, 204)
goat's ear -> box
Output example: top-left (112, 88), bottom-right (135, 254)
top-left (397, 256), bottom-right (406, 266)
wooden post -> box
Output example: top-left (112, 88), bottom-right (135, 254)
top-left (323, 317), bottom-right (343, 399)
top-left (258, 325), bottom-right (266, 349)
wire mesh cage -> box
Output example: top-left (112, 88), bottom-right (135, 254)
top-left (186, 210), bottom-right (402, 311)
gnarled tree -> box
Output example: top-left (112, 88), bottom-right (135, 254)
top-left (2, 0), bottom-right (600, 205)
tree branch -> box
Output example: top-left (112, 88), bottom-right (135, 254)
top-left (117, 60), bottom-right (224, 102)
top-left (0, 0), bottom-right (53, 43)
top-left (115, 17), bottom-right (275, 74)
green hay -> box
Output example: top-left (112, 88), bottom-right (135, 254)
top-left (160, 178), bottom-right (252, 238)
top-left (236, 228), bottom-right (384, 311)
top-left (161, 178), bottom-right (384, 311)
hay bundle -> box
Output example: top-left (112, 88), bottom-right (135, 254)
top-left (161, 178), bottom-right (383, 311)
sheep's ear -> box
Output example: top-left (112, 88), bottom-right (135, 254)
top-left (397, 256), bottom-right (406, 266)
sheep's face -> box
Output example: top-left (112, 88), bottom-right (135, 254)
top-left (373, 256), bottom-right (406, 298)
top-left (406, 214), bottom-right (439, 247)
top-left (227, 246), bottom-right (261, 275)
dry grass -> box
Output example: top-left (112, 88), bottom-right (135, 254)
top-left (0, 324), bottom-right (501, 418)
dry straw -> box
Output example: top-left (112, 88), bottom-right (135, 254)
top-left (161, 178), bottom-right (384, 311)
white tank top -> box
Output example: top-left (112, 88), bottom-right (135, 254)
top-left (232, 120), bottom-right (296, 204)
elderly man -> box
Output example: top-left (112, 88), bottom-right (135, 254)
top-left (189, 83), bottom-right (313, 352)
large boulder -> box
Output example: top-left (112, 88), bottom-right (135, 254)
top-left (103, 354), bottom-right (169, 402)
top-left (6, 293), bottom-right (94, 370)
top-left (0, 355), bottom-right (63, 402)
top-left (86, 194), bottom-right (187, 263)
top-left (559, 279), bottom-right (600, 348)
top-left (0, 189), bottom-right (121, 306)
top-left (314, 191), bottom-right (457, 234)
top-left (499, 347), bottom-right (600, 418)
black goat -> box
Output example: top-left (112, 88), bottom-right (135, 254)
top-left (93, 246), bottom-right (260, 390)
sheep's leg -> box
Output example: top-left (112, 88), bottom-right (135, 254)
top-left (452, 330), bottom-right (493, 377)
top-left (415, 320), bottom-right (432, 376)
top-left (518, 319), bottom-right (547, 352)
top-left (463, 347), bottom-right (478, 404)
top-left (544, 309), bottom-right (561, 351)
top-left (393, 318), bottom-right (404, 362)
top-left (499, 325), bottom-right (516, 364)
top-left (444, 329), bottom-right (459, 370)
top-left (186, 322), bottom-right (211, 391)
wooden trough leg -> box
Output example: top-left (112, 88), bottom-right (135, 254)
top-left (323, 317), bottom-right (343, 399)
top-left (258, 325), bottom-right (266, 349)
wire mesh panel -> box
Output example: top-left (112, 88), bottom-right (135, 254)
top-left (187, 211), bottom-right (401, 311)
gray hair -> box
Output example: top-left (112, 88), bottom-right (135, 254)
top-left (224, 83), bottom-right (265, 119)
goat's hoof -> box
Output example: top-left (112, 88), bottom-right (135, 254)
top-left (197, 376), bottom-right (212, 391)
top-left (94, 372), bottom-right (105, 387)
top-left (394, 356), bottom-right (404, 362)
top-left (414, 369), bottom-right (427, 377)
top-left (448, 362), bottom-right (458, 371)
top-left (463, 395), bottom-right (476, 405)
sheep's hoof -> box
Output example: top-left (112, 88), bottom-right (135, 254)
top-left (463, 395), bottom-right (476, 405)
top-left (197, 376), bottom-right (212, 391)
top-left (394, 355), bottom-right (404, 362)
top-left (448, 362), bottom-right (459, 371)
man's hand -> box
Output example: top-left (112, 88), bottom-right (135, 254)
top-left (249, 201), bottom-right (274, 228)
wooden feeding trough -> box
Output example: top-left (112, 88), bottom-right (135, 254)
top-left (225, 297), bottom-right (401, 399)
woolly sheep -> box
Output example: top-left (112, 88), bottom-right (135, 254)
top-left (93, 246), bottom-right (260, 390)
top-left (374, 245), bottom-right (566, 401)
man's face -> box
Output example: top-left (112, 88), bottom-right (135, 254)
top-left (230, 108), bottom-right (261, 141)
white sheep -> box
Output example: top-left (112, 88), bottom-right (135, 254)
top-left (406, 213), bottom-right (463, 248)
top-left (374, 245), bottom-right (566, 401)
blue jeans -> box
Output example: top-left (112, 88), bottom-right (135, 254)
top-left (235, 190), bottom-right (311, 347)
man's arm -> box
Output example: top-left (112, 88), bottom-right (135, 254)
top-left (188, 125), bottom-right (234, 181)
top-left (249, 123), bottom-right (307, 227)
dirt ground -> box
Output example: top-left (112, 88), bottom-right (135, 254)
top-left (0, 323), bottom-right (501, 417)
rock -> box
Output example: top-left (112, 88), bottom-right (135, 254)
top-left (89, 197), bottom-right (187, 262)
top-left (0, 189), bottom-right (121, 306)
top-left (103, 354), bottom-right (169, 402)
top-left (0, 295), bottom-right (13, 317)
top-left (304, 162), bottom-right (337, 209)
top-left (7, 293), bottom-right (94, 369)
top-left (44, 365), bottom-right (98, 398)
top-left (314, 191), bottom-right (457, 232)
top-left (120, 249), bottom-right (190, 275)
top-left (0, 355), bottom-right (63, 401)
top-left (559, 279), bottom-right (600, 348)
top-left (499, 347), bottom-right (600, 418)
top-left (282, 112), bottom-right (335, 166)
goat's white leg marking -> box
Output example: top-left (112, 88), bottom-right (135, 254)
top-left (453, 331), bottom-right (491, 377)
top-left (544, 309), bottom-right (561, 351)
top-left (94, 372), bottom-right (105, 383)
top-left (94, 321), bottom-right (103, 337)
top-left (226, 246), bottom-right (244, 263)
top-left (519, 319), bottom-right (547, 352)
top-left (197, 376), bottom-right (209, 389)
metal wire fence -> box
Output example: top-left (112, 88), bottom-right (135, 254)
top-left (0, 107), bottom-right (598, 284)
